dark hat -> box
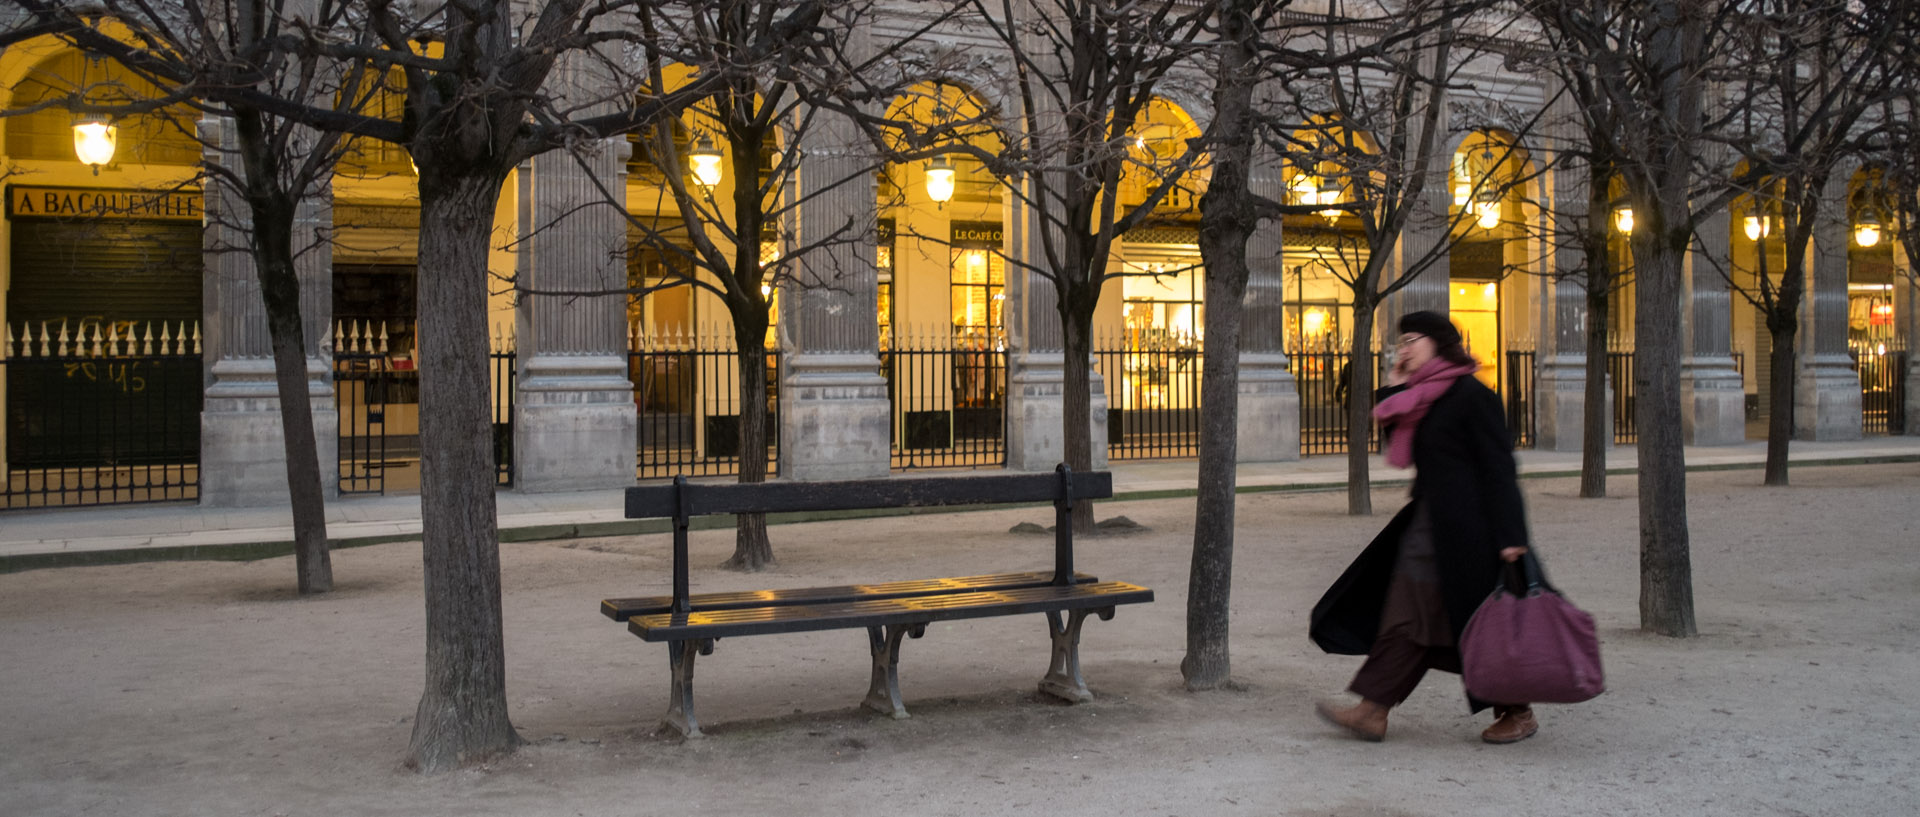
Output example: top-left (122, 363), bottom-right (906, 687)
top-left (1398, 310), bottom-right (1463, 350)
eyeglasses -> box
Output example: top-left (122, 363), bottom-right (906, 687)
top-left (1395, 334), bottom-right (1427, 348)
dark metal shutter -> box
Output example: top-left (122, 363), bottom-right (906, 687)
top-left (8, 219), bottom-right (203, 329)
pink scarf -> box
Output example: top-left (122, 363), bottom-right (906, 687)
top-left (1372, 357), bottom-right (1479, 468)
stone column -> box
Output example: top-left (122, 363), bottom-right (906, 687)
top-left (1384, 100), bottom-right (1452, 354)
top-left (777, 25), bottom-right (891, 481)
top-left (1794, 173), bottom-right (1863, 440)
top-left (198, 116), bottom-right (339, 506)
top-left (1681, 208), bottom-right (1746, 444)
top-left (512, 133), bottom-right (639, 491)
top-left (1533, 93), bottom-right (1601, 452)
top-left (1237, 155), bottom-right (1299, 461)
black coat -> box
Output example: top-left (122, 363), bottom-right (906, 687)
top-left (1309, 374), bottom-right (1530, 660)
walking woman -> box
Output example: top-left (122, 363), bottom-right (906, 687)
top-left (1309, 311), bottom-right (1536, 744)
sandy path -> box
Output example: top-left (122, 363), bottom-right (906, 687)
top-left (2, 463), bottom-right (1916, 817)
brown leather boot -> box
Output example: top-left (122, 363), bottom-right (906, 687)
top-left (1481, 705), bottom-right (1539, 744)
top-left (1316, 698), bottom-right (1389, 742)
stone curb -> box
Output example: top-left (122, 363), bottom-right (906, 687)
top-left (2, 453), bottom-right (1914, 574)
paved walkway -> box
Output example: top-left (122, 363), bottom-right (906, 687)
top-left (3, 435), bottom-right (1917, 567)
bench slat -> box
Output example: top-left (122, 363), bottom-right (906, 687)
top-left (625, 471), bottom-right (1114, 519)
top-left (627, 581), bottom-right (1153, 642)
top-left (601, 571), bottom-right (1098, 621)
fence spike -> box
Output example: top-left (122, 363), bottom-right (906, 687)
top-left (2, 323), bottom-right (12, 360)
top-left (192, 322), bottom-right (203, 354)
top-left (377, 322), bottom-right (390, 355)
top-left (105, 323), bottom-right (120, 356)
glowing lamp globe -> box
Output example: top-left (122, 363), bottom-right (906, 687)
top-left (73, 117), bottom-right (117, 173)
top-left (925, 155), bottom-right (956, 203)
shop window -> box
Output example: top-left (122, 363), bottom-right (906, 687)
top-left (1282, 258), bottom-right (1356, 355)
top-left (950, 248), bottom-right (1004, 344)
top-left (1122, 260), bottom-right (1203, 345)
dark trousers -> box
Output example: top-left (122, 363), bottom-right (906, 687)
top-left (1348, 630), bottom-right (1462, 707)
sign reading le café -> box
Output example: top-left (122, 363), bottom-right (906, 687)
top-left (7, 186), bottom-right (202, 222)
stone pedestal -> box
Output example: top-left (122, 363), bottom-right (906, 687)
top-left (781, 354), bottom-right (891, 481)
top-left (1794, 354), bottom-right (1863, 440)
top-left (1005, 354), bottom-right (1109, 472)
top-left (513, 355), bottom-right (636, 491)
top-left (1907, 353), bottom-right (1920, 436)
top-left (1534, 359), bottom-right (1608, 452)
top-left (1235, 353), bottom-right (1299, 461)
top-left (1681, 362), bottom-right (1746, 445)
top-left (199, 359), bottom-right (339, 507)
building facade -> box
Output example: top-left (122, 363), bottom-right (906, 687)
top-left (2, 9), bottom-right (1915, 510)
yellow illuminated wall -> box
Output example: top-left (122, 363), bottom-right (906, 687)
top-left (1449, 281), bottom-right (1500, 390)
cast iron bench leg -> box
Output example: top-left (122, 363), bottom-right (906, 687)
top-left (663, 639), bottom-right (715, 738)
top-left (863, 623), bottom-right (926, 719)
top-left (1039, 606), bottom-right (1116, 703)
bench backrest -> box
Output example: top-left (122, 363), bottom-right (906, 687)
top-left (625, 464), bottom-right (1113, 613)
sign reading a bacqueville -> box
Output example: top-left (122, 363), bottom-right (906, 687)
top-left (7, 186), bottom-right (202, 222)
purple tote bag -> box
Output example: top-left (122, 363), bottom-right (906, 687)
top-left (1461, 554), bottom-right (1605, 705)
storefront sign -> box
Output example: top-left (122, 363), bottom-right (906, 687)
top-left (951, 221), bottom-right (1003, 248)
top-left (7, 186), bottom-right (203, 222)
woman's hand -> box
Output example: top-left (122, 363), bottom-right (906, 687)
top-left (1385, 354), bottom-right (1410, 387)
top-left (1500, 546), bottom-right (1528, 563)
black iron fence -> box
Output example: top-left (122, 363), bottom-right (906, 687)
top-left (1607, 349), bottom-right (1637, 445)
top-left (333, 321), bottom-right (513, 496)
top-left (1855, 340), bottom-right (1908, 436)
top-left (884, 329), bottom-right (1007, 469)
top-left (1289, 346), bottom-right (1380, 456)
top-left (1095, 330), bottom-right (1203, 461)
top-left (1505, 349), bottom-right (1537, 449)
top-left (630, 327), bottom-right (781, 480)
top-left (3, 321), bottom-right (202, 509)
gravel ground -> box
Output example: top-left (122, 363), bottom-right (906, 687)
top-left (2, 462), bottom-right (1916, 817)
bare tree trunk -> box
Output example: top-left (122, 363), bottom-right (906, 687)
top-left (1581, 281), bottom-right (1610, 498)
top-left (406, 172), bottom-right (521, 772)
top-left (1630, 235), bottom-right (1696, 638)
top-left (1061, 307), bottom-right (1097, 534)
top-left (1580, 160), bottom-right (1614, 499)
top-left (1627, 0), bottom-right (1698, 639)
top-left (1346, 302), bottom-right (1377, 515)
top-left (1183, 0), bottom-right (1255, 690)
top-left (1761, 237), bottom-right (1802, 487)
top-left (726, 327), bottom-right (773, 570)
top-left (232, 110), bottom-right (332, 593)
top-left (1765, 321), bottom-right (1796, 486)
top-left (258, 236), bottom-right (332, 594)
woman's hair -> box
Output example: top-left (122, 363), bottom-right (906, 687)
top-left (1399, 310), bottom-right (1476, 366)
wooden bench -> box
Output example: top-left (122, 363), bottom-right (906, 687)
top-left (601, 464), bottom-right (1154, 737)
